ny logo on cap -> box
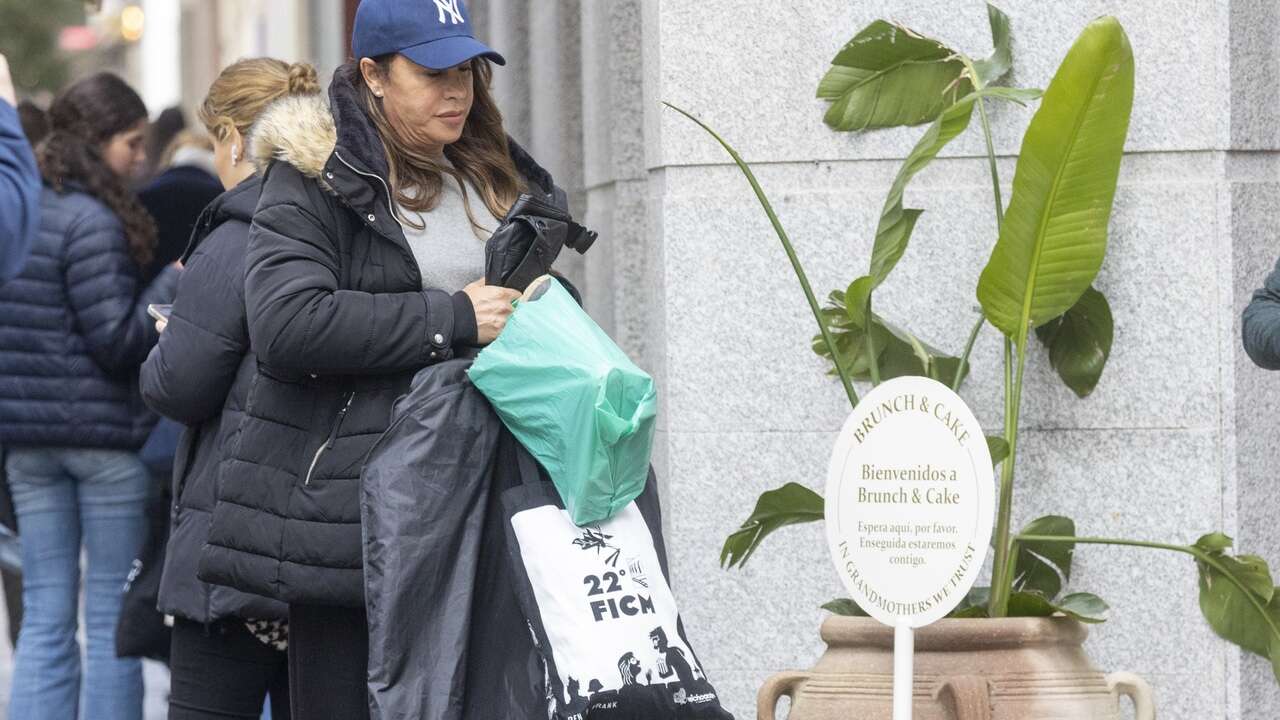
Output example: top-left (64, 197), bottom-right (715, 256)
top-left (433, 0), bottom-right (463, 25)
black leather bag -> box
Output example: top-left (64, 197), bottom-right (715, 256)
top-left (115, 491), bottom-right (171, 662)
top-left (485, 192), bottom-right (597, 292)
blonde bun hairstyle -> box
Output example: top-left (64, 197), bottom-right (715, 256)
top-left (199, 59), bottom-right (321, 142)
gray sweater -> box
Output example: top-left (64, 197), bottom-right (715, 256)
top-left (396, 172), bottom-right (496, 293)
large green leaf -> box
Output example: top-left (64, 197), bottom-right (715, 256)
top-left (1007, 590), bottom-right (1109, 623)
top-left (811, 291), bottom-right (889, 378)
top-left (976, 17), bottom-right (1134, 342)
top-left (949, 586), bottom-right (992, 618)
top-left (721, 483), bottom-right (824, 569)
top-left (858, 4), bottom-right (1027, 289)
top-left (958, 585), bottom-right (1107, 623)
top-left (1013, 515), bottom-right (1076, 599)
top-left (818, 20), bottom-right (971, 131)
top-left (1194, 533), bottom-right (1280, 674)
top-left (972, 3), bottom-right (1013, 86)
top-left (1194, 534), bottom-right (1274, 600)
top-left (1196, 532), bottom-right (1234, 554)
top-left (822, 598), bottom-right (869, 617)
top-left (812, 290), bottom-right (966, 384)
top-left (843, 275), bottom-right (877, 329)
top-left (867, 99), bottom-right (976, 286)
top-left (862, 87), bottom-right (1041, 293)
top-left (879, 317), bottom-right (967, 384)
top-left (1035, 286), bottom-right (1114, 397)
top-left (1055, 592), bottom-right (1110, 623)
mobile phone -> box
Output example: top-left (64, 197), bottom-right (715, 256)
top-left (147, 304), bottom-right (173, 322)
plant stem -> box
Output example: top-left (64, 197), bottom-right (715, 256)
top-left (990, 336), bottom-right (1026, 616)
top-left (976, 96), bottom-right (1004, 220)
top-left (1016, 535), bottom-right (1187, 554)
top-left (663, 102), bottom-right (860, 409)
top-left (865, 296), bottom-right (881, 385)
top-left (951, 312), bottom-right (985, 391)
top-left (1014, 534), bottom-right (1280, 642)
top-left (971, 90), bottom-right (1026, 617)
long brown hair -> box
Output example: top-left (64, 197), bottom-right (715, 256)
top-left (199, 59), bottom-right (322, 143)
top-left (348, 56), bottom-right (523, 231)
top-left (38, 73), bottom-right (157, 267)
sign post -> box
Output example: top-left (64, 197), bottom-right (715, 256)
top-left (825, 376), bottom-right (996, 720)
top-left (893, 618), bottom-right (913, 718)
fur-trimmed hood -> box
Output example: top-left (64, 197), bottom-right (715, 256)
top-left (248, 93), bottom-right (335, 180)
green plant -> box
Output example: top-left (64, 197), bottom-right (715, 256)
top-left (666, 3), bottom-right (1280, 683)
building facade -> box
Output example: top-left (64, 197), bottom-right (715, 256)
top-left (465, 1), bottom-right (1280, 718)
top-left (68, 1), bottom-right (1280, 716)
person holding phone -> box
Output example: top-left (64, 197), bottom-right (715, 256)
top-left (195, 0), bottom-right (568, 716)
top-left (147, 303), bottom-right (171, 331)
top-left (0, 72), bottom-right (178, 720)
top-left (141, 58), bottom-right (323, 720)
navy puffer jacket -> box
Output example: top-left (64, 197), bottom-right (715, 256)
top-left (0, 183), bottom-right (178, 449)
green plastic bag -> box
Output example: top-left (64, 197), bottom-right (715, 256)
top-left (467, 276), bottom-right (657, 526)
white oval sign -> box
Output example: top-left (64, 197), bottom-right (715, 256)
top-left (825, 375), bottom-right (995, 628)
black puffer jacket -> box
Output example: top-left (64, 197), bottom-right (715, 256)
top-left (198, 70), bottom-right (564, 607)
top-left (0, 183), bottom-right (177, 449)
top-left (140, 174), bottom-right (286, 624)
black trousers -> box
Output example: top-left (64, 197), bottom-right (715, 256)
top-left (288, 604), bottom-right (370, 720)
top-left (168, 617), bottom-right (290, 719)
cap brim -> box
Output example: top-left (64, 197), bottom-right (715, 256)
top-left (400, 35), bottom-right (506, 70)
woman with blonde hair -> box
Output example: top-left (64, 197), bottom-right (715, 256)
top-left (140, 57), bottom-right (321, 720)
top-left (195, 0), bottom-right (569, 716)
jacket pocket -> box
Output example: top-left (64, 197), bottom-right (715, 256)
top-left (303, 392), bottom-right (355, 486)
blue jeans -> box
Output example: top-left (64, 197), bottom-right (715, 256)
top-left (5, 447), bottom-right (150, 720)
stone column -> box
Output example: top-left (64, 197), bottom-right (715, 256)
top-left (634, 1), bottom-right (1278, 717)
top-left (470, 1), bottom-right (1280, 717)
top-left (467, 0), bottom-right (587, 290)
top-left (1228, 2), bottom-right (1280, 716)
top-left (580, 0), bottom-right (654, 367)
top-left (526, 0), bottom-right (586, 286)
top-left (474, 0), bottom-right (531, 145)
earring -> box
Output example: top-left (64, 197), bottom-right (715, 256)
top-left (231, 145), bottom-right (239, 166)
top-left (374, 90), bottom-right (384, 98)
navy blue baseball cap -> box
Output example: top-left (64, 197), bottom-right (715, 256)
top-left (352, 0), bottom-right (505, 70)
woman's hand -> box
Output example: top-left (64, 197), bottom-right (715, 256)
top-left (463, 279), bottom-right (520, 345)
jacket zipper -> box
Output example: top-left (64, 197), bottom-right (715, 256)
top-left (304, 392), bottom-right (355, 486)
top-left (333, 151), bottom-right (403, 230)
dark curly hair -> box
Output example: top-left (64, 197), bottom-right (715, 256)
top-left (37, 73), bottom-right (157, 267)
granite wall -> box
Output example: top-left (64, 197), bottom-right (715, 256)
top-left (468, 1), bottom-right (1280, 717)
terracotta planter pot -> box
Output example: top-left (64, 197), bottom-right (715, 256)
top-left (759, 616), bottom-right (1154, 720)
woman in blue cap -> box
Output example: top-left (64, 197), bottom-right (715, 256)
top-left (195, 0), bottom-right (561, 717)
